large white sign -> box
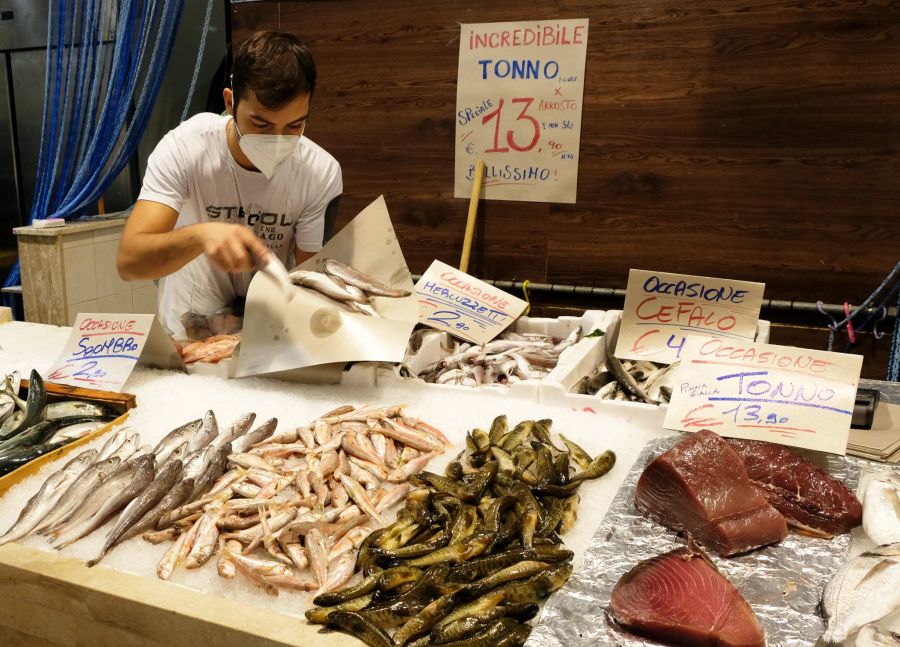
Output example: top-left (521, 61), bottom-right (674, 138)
top-left (454, 19), bottom-right (589, 204)
top-left (664, 338), bottom-right (863, 455)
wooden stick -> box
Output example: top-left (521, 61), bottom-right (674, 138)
top-left (459, 160), bottom-right (485, 273)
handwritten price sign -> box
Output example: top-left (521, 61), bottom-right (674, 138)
top-left (415, 260), bottom-right (528, 345)
top-left (454, 19), bottom-right (589, 204)
top-left (663, 338), bottom-right (863, 455)
top-left (615, 269), bottom-right (765, 365)
top-left (46, 314), bottom-right (160, 392)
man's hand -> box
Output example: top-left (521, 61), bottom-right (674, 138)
top-left (200, 222), bottom-right (270, 273)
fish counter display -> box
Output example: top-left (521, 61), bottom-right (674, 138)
top-left (0, 320), bottom-right (897, 646)
top-left (0, 325), bottom-right (653, 647)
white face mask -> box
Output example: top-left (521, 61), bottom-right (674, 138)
top-left (232, 118), bottom-right (300, 179)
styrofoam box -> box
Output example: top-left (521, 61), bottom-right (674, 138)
top-left (540, 311), bottom-right (771, 409)
top-left (379, 310), bottom-right (613, 400)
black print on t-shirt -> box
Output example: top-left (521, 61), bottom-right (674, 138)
top-left (205, 204), bottom-right (292, 243)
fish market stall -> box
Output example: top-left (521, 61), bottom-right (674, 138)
top-left (0, 320), bottom-right (671, 646)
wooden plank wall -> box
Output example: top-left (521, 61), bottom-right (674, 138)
top-left (230, 1), bottom-right (899, 376)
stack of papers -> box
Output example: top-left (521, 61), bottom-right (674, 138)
top-left (848, 401), bottom-right (900, 463)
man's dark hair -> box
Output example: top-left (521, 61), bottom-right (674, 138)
top-left (231, 31), bottom-right (316, 110)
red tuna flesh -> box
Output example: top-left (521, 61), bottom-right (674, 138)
top-left (725, 438), bottom-right (862, 538)
top-left (610, 546), bottom-right (766, 647)
top-left (634, 430), bottom-right (788, 556)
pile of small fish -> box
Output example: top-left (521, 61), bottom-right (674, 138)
top-left (0, 370), bottom-right (118, 476)
top-left (572, 354), bottom-right (676, 404)
top-left (290, 258), bottom-right (412, 317)
top-left (306, 415), bottom-right (616, 647)
top-left (175, 334), bottom-right (241, 365)
top-left (821, 471), bottom-right (900, 645)
top-left (148, 404), bottom-right (449, 594)
top-left (0, 427), bottom-right (145, 545)
top-left (413, 328), bottom-right (582, 387)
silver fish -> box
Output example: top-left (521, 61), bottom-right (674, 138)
top-left (856, 625), bottom-right (900, 646)
top-left (48, 420), bottom-right (105, 443)
top-left (231, 418), bottom-right (277, 454)
top-left (41, 400), bottom-right (114, 421)
top-left (822, 546), bottom-right (900, 644)
top-left (289, 269), bottom-right (366, 302)
top-left (0, 448), bottom-right (98, 545)
top-left (183, 444), bottom-right (217, 481)
top-left (47, 455), bottom-right (142, 537)
top-left (121, 477), bottom-right (195, 542)
top-left (606, 353), bottom-right (658, 404)
top-left (152, 418), bottom-right (201, 463)
top-left (322, 258), bottom-right (411, 298)
top-left (188, 410), bottom-right (219, 453)
top-left (107, 432), bottom-right (142, 463)
top-left (215, 412), bottom-right (256, 449)
top-left (0, 394), bottom-right (15, 424)
top-left (863, 473), bottom-right (900, 546)
top-left (52, 454), bottom-right (156, 549)
top-left (160, 441), bottom-right (190, 471)
top-left (88, 457), bottom-right (183, 566)
top-left (32, 456), bottom-right (122, 534)
top-left (0, 410), bottom-right (24, 435)
top-left (96, 428), bottom-right (129, 460)
top-left (191, 443), bottom-right (231, 500)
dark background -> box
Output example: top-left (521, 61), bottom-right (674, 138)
top-left (238, 1), bottom-right (898, 376)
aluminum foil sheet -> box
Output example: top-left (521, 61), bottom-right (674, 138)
top-left (528, 434), bottom-right (863, 647)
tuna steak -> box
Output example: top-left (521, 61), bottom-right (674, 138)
top-left (610, 546), bottom-right (766, 647)
top-left (726, 438), bottom-right (862, 538)
top-left (634, 430), bottom-right (788, 556)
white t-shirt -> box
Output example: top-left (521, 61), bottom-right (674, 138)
top-left (138, 113), bottom-right (342, 338)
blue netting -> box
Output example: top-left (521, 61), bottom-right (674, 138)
top-left (4, 0), bottom-right (187, 294)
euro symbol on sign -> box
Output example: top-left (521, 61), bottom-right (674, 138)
top-left (465, 143), bottom-right (475, 154)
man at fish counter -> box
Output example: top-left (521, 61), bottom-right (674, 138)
top-left (116, 31), bottom-right (342, 340)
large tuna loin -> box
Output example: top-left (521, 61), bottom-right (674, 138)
top-left (726, 438), bottom-right (862, 538)
top-left (634, 430), bottom-right (788, 556)
top-left (610, 546), bottom-right (766, 647)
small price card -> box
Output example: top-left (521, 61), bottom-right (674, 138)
top-left (615, 269), bottom-right (765, 364)
top-left (415, 260), bottom-right (528, 345)
top-left (47, 314), bottom-right (182, 391)
top-left (663, 337), bottom-right (863, 455)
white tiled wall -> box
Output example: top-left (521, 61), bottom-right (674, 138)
top-left (63, 225), bottom-right (158, 325)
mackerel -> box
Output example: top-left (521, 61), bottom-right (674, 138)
top-left (0, 448), bottom-right (98, 545)
top-left (53, 454), bottom-right (156, 548)
top-left (88, 458), bottom-right (184, 566)
top-left (32, 456), bottom-right (122, 534)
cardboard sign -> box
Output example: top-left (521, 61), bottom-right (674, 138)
top-left (663, 337), bottom-right (863, 455)
top-left (415, 260), bottom-right (528, 345)
top-left (454, 19), bottom-right (589, 204)
top-left (46, 313), bottom-right (183, 392)
top-left (615, 269), bottom-right (765, 364)
top-left (236, 196), bottom-right (419, 377)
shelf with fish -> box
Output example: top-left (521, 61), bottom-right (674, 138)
top-left (541, 311), bottom-right (771, 411)
top-left (388, 311), bottom-right (612, 402)
top-left (0, 369), bottom-right (135, 492)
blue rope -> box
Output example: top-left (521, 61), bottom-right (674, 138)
top-left (3, 0), bottom-right (187, 296)
top-left (180, 0), bottom-right (215, 123)
top-left (889, 288), bottom-right (900, 381)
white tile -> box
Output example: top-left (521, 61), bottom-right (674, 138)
top-left (94, 240), bottom-right (130, 298)
top-left (63, 244), bottom-right (97, 304)
top-left (132, 284), bottom-right (158, 314)
top-left (67, 299), bottom-right (98, 325)
top-left (92, 225), bottom-right (124, 244)
top-left (98, 291), bottom-right (133, 314)
top-left (61, 231), bottom-right (94, 249)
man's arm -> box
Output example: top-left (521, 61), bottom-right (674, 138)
top-left (117, 199), bottom-right (271, 281)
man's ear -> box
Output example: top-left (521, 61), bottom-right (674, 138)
top-left (223, 87), bottom-right (234, 116)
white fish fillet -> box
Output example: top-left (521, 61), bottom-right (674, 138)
top-left (863, 474), bottom-right (900, 546)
